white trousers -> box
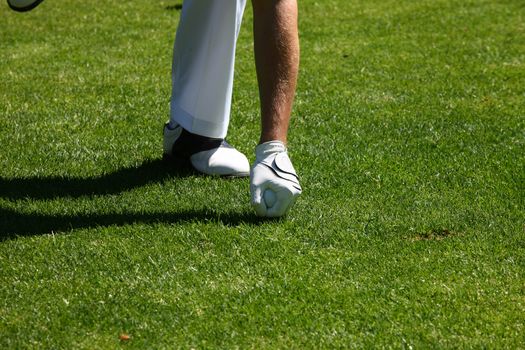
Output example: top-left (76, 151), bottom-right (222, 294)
top-left (170, 0), bottom-right (248, 139)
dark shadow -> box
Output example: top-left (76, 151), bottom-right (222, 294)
top-left (165, 4), bottom-right (182, 11)
top-left (0, 158), bottom-right (196, 200)
top-left (0, 207), bottom-right (265, 241)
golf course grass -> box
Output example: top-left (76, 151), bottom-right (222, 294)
top-left (1, 0), bottom-right (524, 348)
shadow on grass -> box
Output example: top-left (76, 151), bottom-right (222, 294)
top-left (0, 207), bottom-right (264, 241)
top-left (0, 158), bottom-right (195, 200)
top-left (165, 3), bottom-right (182, 11)
top-left (0, 158), bottom-right (267, 240)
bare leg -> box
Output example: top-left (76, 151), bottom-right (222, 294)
top-left (252, 0), bottom-right (300, 145)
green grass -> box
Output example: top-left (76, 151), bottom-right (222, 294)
top-left (1, 0), bottom-right (524, 348)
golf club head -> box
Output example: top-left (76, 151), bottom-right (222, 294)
top-left (7, 0), bottom-right (44, 12)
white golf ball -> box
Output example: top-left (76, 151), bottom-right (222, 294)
top-left (263, 190), bottom-right (277, 208)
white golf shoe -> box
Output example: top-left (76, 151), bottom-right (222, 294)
top-left (163, 123), bottom-right (249, 177)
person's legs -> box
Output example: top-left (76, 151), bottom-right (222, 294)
top-left (252, 0), bottom-right (299, 145)
top-left (165, 0), bottom-right (250, 177)
top-left (249, 0), bottom-right (302, 217)
top-left (170, 0), bottom-right (247, 139)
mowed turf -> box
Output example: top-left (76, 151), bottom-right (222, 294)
top-left (1, 0), bottom-right (524, 348)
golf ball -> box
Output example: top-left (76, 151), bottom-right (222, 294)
top-left (263, 190), bottom-right (277, 208)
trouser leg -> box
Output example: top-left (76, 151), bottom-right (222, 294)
top-left (169, 0), bottom-right (247, 139)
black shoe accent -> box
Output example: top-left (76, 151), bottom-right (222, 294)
top-left (171, 127), bottom-right (225, 158)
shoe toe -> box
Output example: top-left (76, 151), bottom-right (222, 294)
top-left (190, 147), bottom-right (249, 177)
